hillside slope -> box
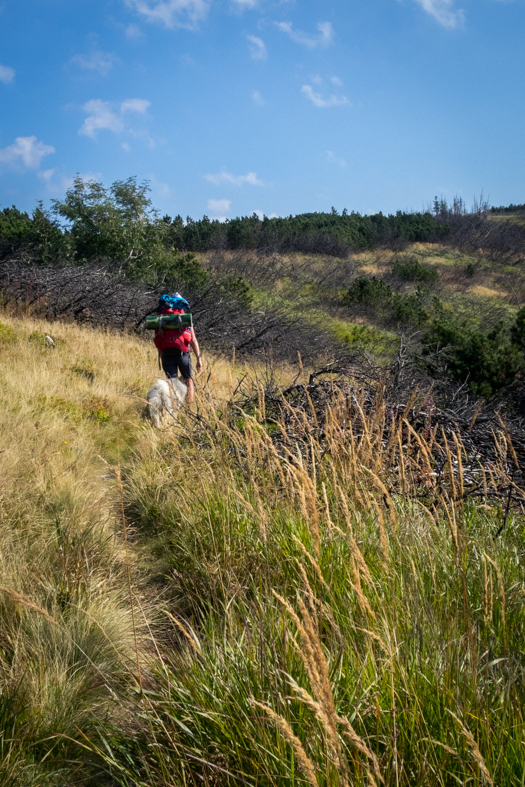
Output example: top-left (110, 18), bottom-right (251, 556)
top-left (1, 311), bottom-right (525, 786)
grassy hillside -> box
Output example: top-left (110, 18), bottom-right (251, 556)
top-left (1, 309), bottom-right (525, 786)
top-left (206, 238), bottom-right (525, 368)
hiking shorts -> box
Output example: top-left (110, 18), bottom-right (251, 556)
top-left (161, 348), bottom-right (193, 380)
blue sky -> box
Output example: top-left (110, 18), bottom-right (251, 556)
top-left (0, 0), bottom-right (524, 221)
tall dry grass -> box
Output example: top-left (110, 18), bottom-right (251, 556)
top-left (100, 369), bottom-right (525, 786)
top-left (0, 310), bottom-right (524, 786)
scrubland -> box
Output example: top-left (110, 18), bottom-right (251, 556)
top-left (0, 309), bottom-right (525, 786)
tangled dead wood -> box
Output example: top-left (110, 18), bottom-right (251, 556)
top-left (182, 357), bottom-right (525, 530)
top-left (0, 257), bottom-right (338, 363)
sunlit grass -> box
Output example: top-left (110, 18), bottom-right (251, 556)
top-left (1, 311), bottom-right (524, 785)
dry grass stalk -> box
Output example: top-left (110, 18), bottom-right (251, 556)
top-left (484, 554), bottom-right (507, 648)
top-left (321, 482), bottom-right (334, 537)
top-left (251, 699), bottom-right (318, 787)
top-left (447, 710), bottom-right (494, 786)
top-left (337, 715), bottom-right (384, 784)
top-left (442, 430), bottom-right (457, 501)
top-left (482, 557), bottom-right (489, 627)
top-left (163, 609), bottom-right (202, 653)
top-left (293, 540), bottom-right (331, 596)
top-left (0, 585), bottom-right (59, 627)
top-left (369, 495), bottom-right (389, 570)
top-left (397, 432), bottom-right (408, 495)
top-left (441, 496), bottom-right (459, 563)
top-left (361, 467), bottom-right (397, 526)
top-left (403, 420), bottom-right (434, 488)
top-left (115, 465), bottom-right (142, 691)
top-left (353, 626), bottom-right (388, 654)
top-left (453, 432), bottom-right (465, 501)
top-left (295, 594), bottom-right (349, 784)
top-left (495, 412), bottom-right (519, 470)
top-left (332, 535), bottom-right (377, 620)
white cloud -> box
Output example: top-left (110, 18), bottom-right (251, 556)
top-left (124, 0), bottom-right (210, 30)
top-left (78, 98), bottom-right (150, 138)
top-left (121, 98), bottom-right (151, 113)
top-left (275, 20), bottom-right (333, 48)
top-left (70, 50), bottom-right (119, 76)
top-left (0, 63), bottom-right (15, 84)
top-left (205, 170), bottom-right (264, 186)
top-left (252, 90), bottom-right (264, 105)
top-left (149, 174), bottom-right (171, 198)
top-left (125, 23), bottom-right (142, 37)
top-left (331, 76), bottom-right (343, 86)
top-left (414, 0), bottom-right (465, 28)
top-left (252, 209), bottom-right (277, 219)
top-left (122, 141), bottom-right (132, 151)
top-left (247, 34), bottom-right (267, 60)
top-left (79, 100), bottom-right (123, 137)
top-left (38, 171), bottom-right (102, 195)
top-left (326, 150), bottom-right (346, 168)
top-left (233, 0), bottom-right (258, 7)
top-left (311, 74), bottom-right (323, 86)
top-left (301, 84), bottom-right (350, 108)
top-left (38, 168), bottom-right (55, 182)
top-left (0, 136), bottom-right (55, 169)
top-left (207, 198), bottom-right (231, 221)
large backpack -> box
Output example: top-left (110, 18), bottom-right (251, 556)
top-left (153, 293), bottom-right (192, 353)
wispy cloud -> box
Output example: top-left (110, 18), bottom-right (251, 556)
top-left (149, 174), bottom-right (171, 198)
top-left (205, 170), bottom-right (264, 186)
top-left (124, 0), bottom-right (210, 30)
top-left (207, 198), bottom-right (231, 221)
top-left (70, 50), bottom-right (119, 76)
top-left (252, 90), bottom-right (264, 105)
top-left (414, 0), bottom-right (465, 28)
top-left (121, 98), bottom-right (151, 113)
top-left (0, 63), bottom-right (15, 84)
top-left (0, 136), bottom-right (55, 169)
top-left (232, 0), bottom-right (258, 7)
top-left (301, 84), bottom-right (350, 108)
top-left (38, 170), bottom-right (101, 194)
top-left (246, 34), bottom-right (267, 60)
top-left (125, 23), bottom-right (142, 37)
top-left (253, 209), bottom-right (277, 219)
top-left (79, 98), bottom-right (150, 138)
top-left (331, 76), bottom-right (343, 86)
top-left (326, 150), bottom-right (346, 168)
top-left (275, 21), bottom-right (333, 48)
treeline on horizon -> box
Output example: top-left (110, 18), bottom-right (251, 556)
top-left (1, 177), bottom-right (523, 265)
top-left (0, 175), bottom-right (498, 264)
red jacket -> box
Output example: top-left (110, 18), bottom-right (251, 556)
top-left (154, 308), bottom-right (192, 353)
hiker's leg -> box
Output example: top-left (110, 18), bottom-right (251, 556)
top-left (161, 349), bottom-right (180, 380)
top-left (184, 377), bottom-right (194, 403)
top-left (179, 352), bottom-right (194, 403)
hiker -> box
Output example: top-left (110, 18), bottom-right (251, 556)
top-left (153, 293), bottom-right (202, 404)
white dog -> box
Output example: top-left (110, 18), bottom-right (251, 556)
top-left (146, 377), bottom-right (187, 428)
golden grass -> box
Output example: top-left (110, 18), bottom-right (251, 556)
top-left (0, 309), bottom-right (524, 786)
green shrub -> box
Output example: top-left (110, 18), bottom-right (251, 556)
top-left (392, 290), bottom-right (430, 327)
top-left (0, 321), bottom-right (16, 344)
top-left (510, 305), bottom-right (525, 351)
top-left (343, 276), bottom-right (392, 307)
top-left (423, 317), bottom-right (523, 396)
top-left (391, 255), bottom-right (439, 283)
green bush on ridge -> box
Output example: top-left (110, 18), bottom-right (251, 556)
top-left (391, 255), bottom-right (439, 283)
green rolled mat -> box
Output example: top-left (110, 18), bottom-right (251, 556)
top-left (145, 313), bottom-right (193, 330)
